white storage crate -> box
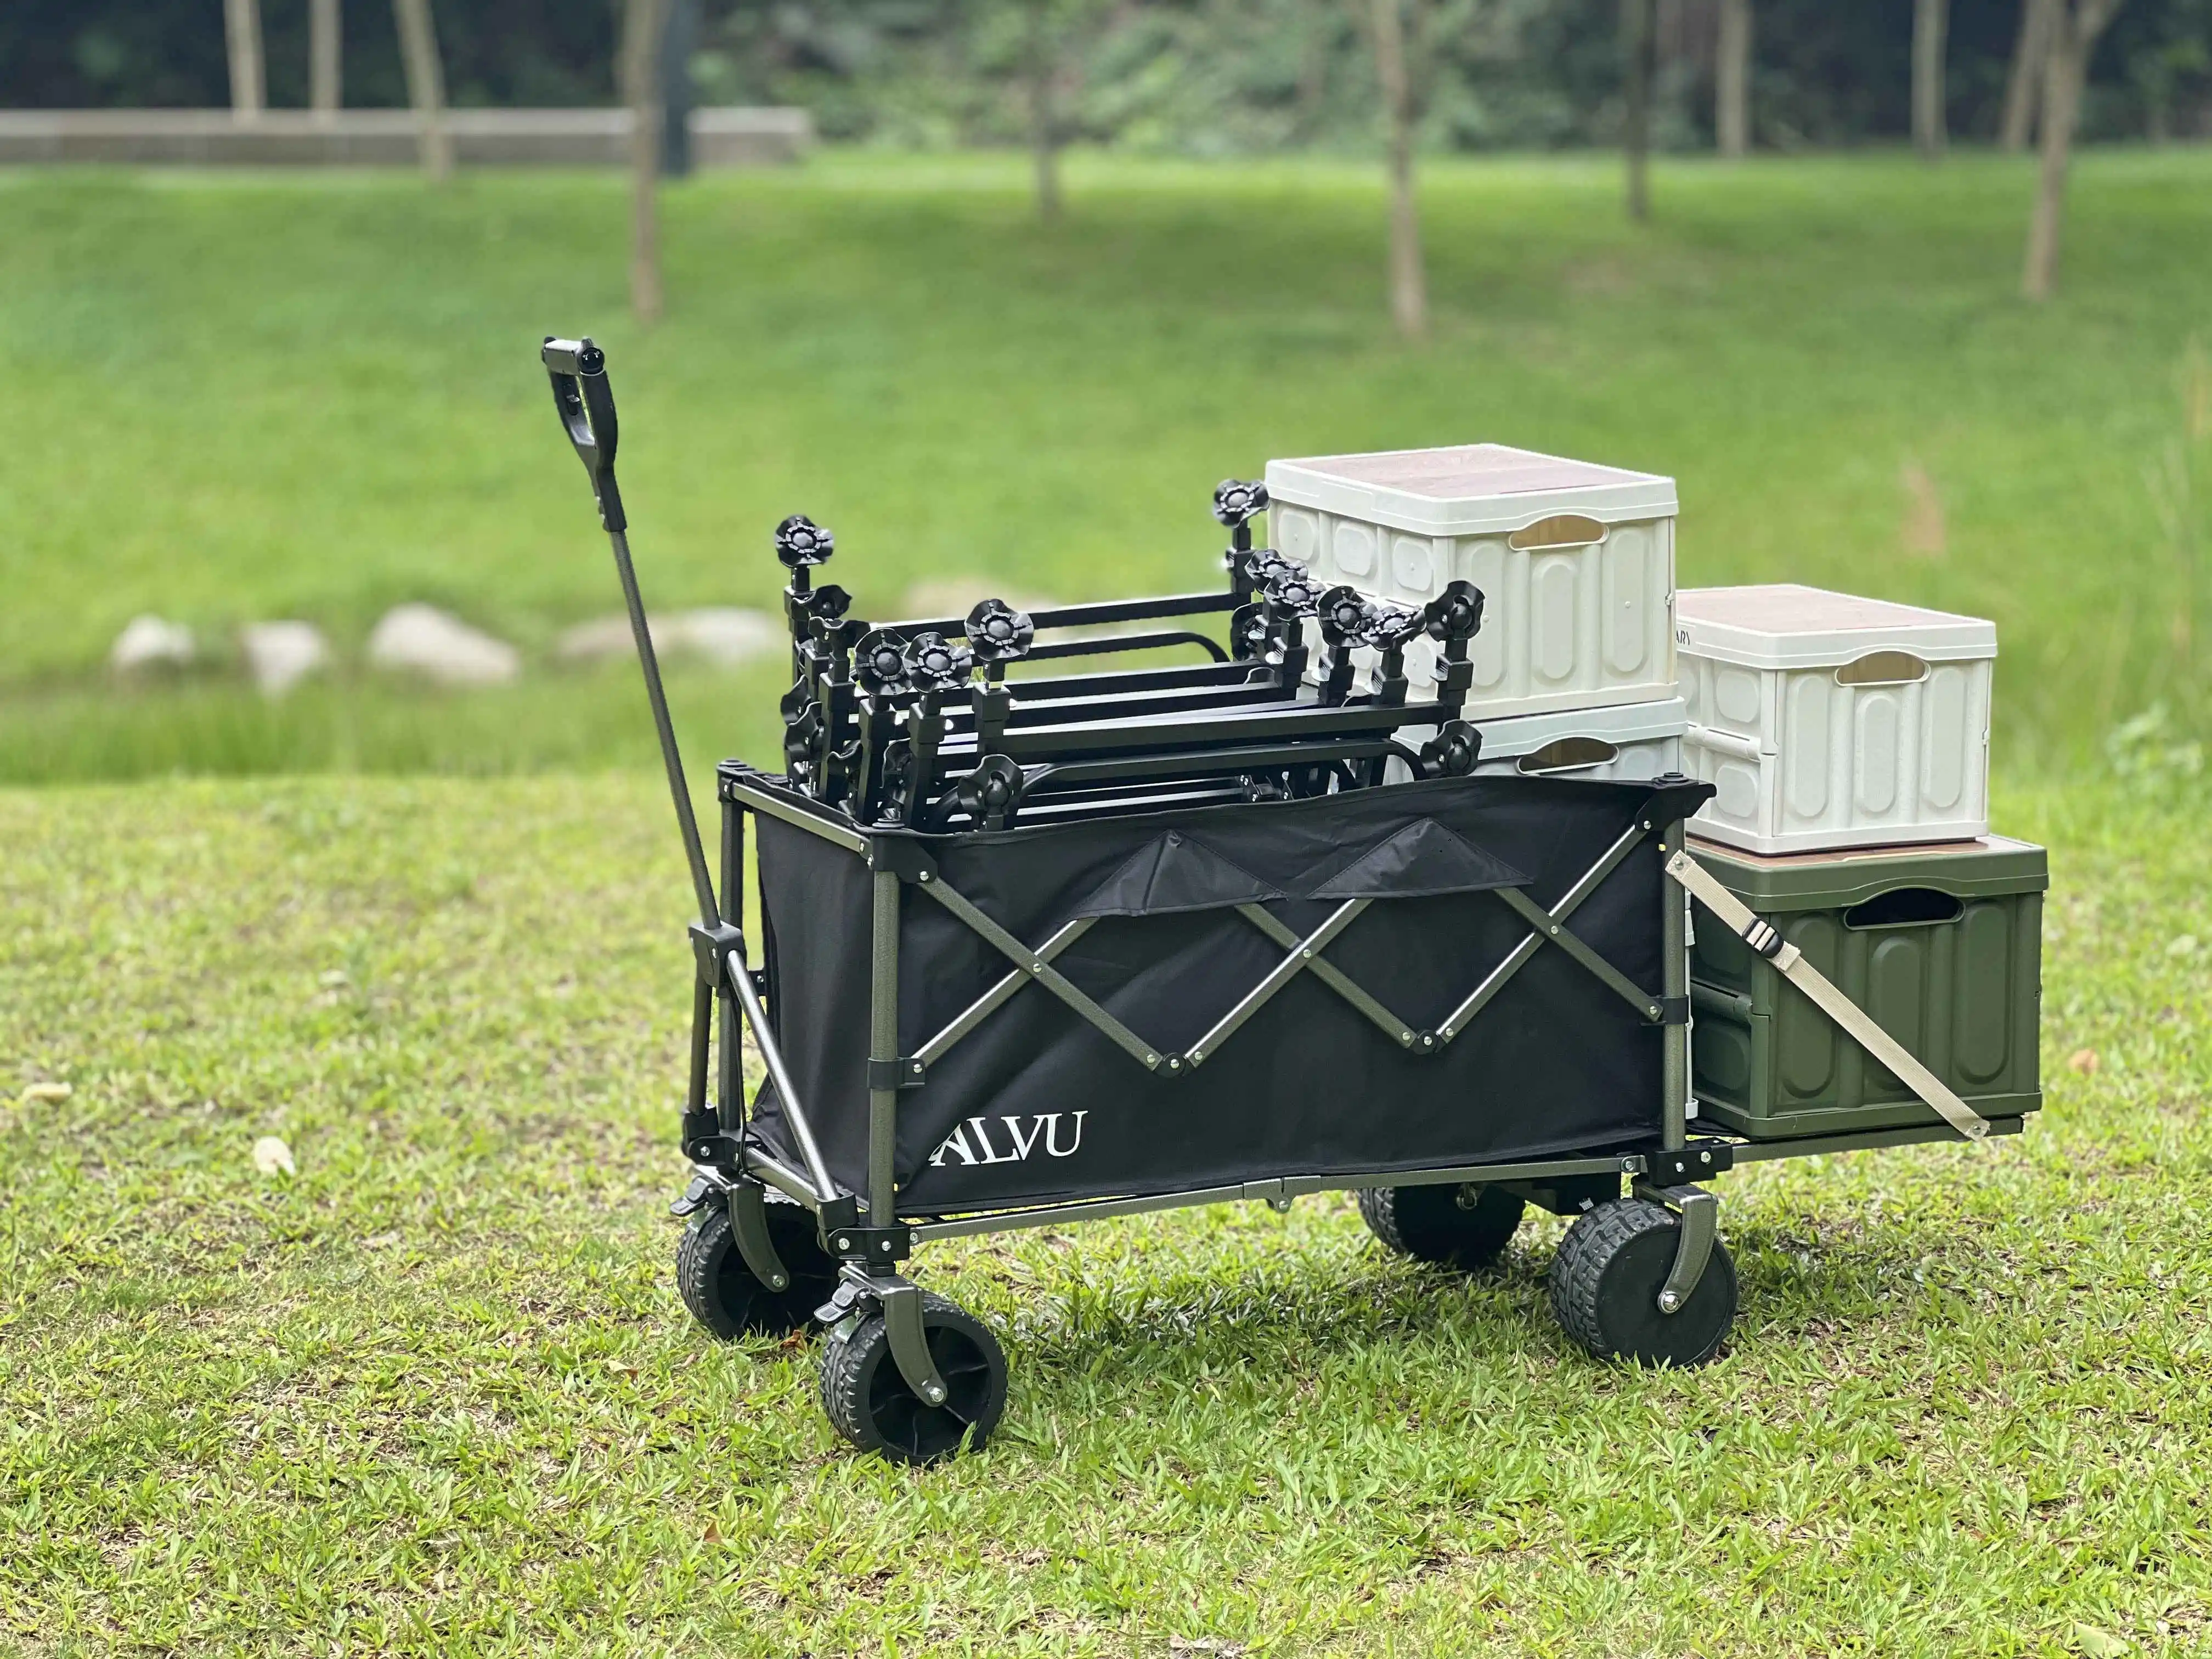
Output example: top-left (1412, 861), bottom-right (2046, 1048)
top-left (1395, 698), bottom-right (1686, 784)
top-left (1265, 444), bottom-right (1678, 721)
top-left (1676, 585), bottom-right (1995, 855)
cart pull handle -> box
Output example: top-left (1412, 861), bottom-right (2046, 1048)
top-left (1666, 849), bottom-right (1990, 1143)
top-left (543, 337), bottom-right (626, 533)
top-left (540, 334), bottom-right (719, 929)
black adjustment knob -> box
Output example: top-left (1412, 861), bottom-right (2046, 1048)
top-left (1421, 719), bottom-right (1483, 777)
top-left (854, 628), bottom-right (910, 695)
top-left (956, 754), bottom-right (1025, 826)
top-left (902, 630), bottom-right (971, 692)
top-left (800, 584), bottom-right (853, 638)
top-left (963, 599), bottom-right (1035, 665)
top-left (1422, 580), bottom-right (1486, 644)
top-left (1359, 602), bottom-right (1423, 651)
top-left (1212, 479), bottom-right (1270, 529)
top-left (1317, 585), bottom-right (1371, 645)
top-left (1265, 565), bottom-right (1322, 616)
top-left (774, 514), bottom-right (836, 570)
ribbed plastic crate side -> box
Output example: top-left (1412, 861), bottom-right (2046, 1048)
top-left (1686, 840), bottom-right (2044, 1139)
top-left (1677, 586), bottom-right (1995, 855)
top-left (1273, 504), bottom-right (1678, 721)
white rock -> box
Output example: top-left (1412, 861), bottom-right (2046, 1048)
top-left (240, 620), bottom-right (332, 696)
top-left (554, 614), bottom-right (637, 663)
top-left (366, 603), bottom-right (520, 687)
top-left (556, 607), bottom-right (781, 669)
top-left (251, 1135), bottom-right (296, 1177)
top-left (666, 608), bottom-right (783, 667)
top-left (110, 615), bottom-right (196, 674)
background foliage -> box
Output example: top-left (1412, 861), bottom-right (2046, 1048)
top-left (7, 0), bottom-right (2212, 150)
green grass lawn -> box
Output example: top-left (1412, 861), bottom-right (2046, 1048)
top-left (3, 772), bottom-right (2208, 1655)
top-left (4, 149), bottom-right (2211, 782)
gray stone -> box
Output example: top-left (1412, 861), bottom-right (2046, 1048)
top-left (556, 607), bottom-right (781, 669)
top-left (366, 604), bottom-right (520, 687)
top-left (109, 615), bottom-right (196, 674)
top-left (240, 620), bottom-right (332, 697)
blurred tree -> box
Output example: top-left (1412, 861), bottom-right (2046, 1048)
top-left (1023, 0), bottom-right (1066, 219)
top-left (392, 0), bottom-right (453, 176)
top-left (224, 0), bottom-right (267, 118)
top-left (2115, 0), bottom-right (2212, 135)
top-left (1912, 0), bottom-right (1949, 157)
top-left (2023, 0), bottom-right (2126, 299)
top-left (962, 0), bottom-right (1117, 220)
top-left (2001, 0), bottom-right (2058, 146)
top-left (624, 0), bottom-right (670, 319)
top-left (312, 0), bottom-right (344, 118)
top-left (1367, 0), bottom-right (1427, 336)
top-left (1716, 0), bottom-right (1752, 154)
top-left (1622, 0), bottom-right (1653, 218)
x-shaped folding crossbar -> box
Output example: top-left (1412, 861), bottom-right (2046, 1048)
top-left (907, 811), bottom-right (1672, 1078)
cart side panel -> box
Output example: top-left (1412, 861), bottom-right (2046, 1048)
top-left (753, 774), bottom-right (1707, 1212)
top-left (747, 818), bottom-right (876, 1191)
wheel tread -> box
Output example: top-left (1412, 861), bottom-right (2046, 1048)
top-left (821, 1291), bottom-right (1005, 1464)
top-left (675, 1193), bottom-right (838, 1340)
top-left (1549, 1198), bottom-right (1674, 1359)
top-left (1358, 1183), bottom-right (1525, 1270)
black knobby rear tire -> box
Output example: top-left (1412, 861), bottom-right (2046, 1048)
top-left (819, 1290), bottom-right (1007, 1465)
top-left (1549, 1198), bottom-right (1736, 1368)
top-left (1358, 1182), bottom-right (1527, 1270)
top-left (676, 1193), bottom-right (839, 1340)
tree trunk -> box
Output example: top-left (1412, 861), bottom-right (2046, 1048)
top-left (623, 0), bottom-right (670, 323)
top-left (1715, 0), bottom-right (1751, 159)
top-left (1912, 0), bottom-right (1949, 161)
top-left (391, 0), bottom-right (451, 180)
top-left (1024, 3), bottom-right (1062, 222)
top-left (311, 0), bottom-right (342, 122)
top-left (2023, 0), bottom-right (2125, 302)
top-left (223, 0), bottom-right (266, 122)
top-left (1621, 0), bottom-right (1652, 221)
top-left (1369, 0), bottom-right (1426, 338)
top-left (2000, 0), bottom-right (2057, 151)
top-left (1297, 7), bottom-right (1330, 137)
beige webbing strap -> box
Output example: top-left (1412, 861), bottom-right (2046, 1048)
top-left (1666, 850), bottom-right (1990, 1144)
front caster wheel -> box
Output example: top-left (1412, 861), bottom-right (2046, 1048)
top-left (1358, 1182), bottom-right (1527, 1270)
top-left (1549, 1198), bottom-right (1736, 1368)
top-left (676, 1193), bottom-right (839, 1339)
top-left (819, 1291), bottom-right (1007, 1464)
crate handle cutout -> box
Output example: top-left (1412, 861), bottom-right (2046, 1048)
top-left (1515, 736), bottom-right (1619, 776)
top-left (1835, 650), bottom-right (1929, 686)
top-left (1842, 887), bottom-right (1964, 930)
top-left (1507, 514), bottom-right (1607, 552)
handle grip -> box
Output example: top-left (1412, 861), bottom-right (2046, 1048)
top-left (541, 335), bottom-right (626, 532)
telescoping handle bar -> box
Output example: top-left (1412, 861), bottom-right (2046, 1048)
top-left (540, 335), bottom-right (717, 929)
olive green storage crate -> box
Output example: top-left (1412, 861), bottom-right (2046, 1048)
top-left (1688, 834), bottom-right (2045, 1140)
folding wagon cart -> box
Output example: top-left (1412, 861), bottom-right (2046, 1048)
top-left (541, 338), bottom-right (2029, 1464)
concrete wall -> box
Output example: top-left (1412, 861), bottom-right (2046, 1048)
top-left (0, 108), bottom-right (810, 167)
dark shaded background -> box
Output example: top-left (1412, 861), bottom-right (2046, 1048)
top-left (5, 0), bottom-right (2208, 147)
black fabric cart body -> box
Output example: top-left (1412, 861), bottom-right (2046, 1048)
top-left (741, 769), bottom-right (1709, 1221)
